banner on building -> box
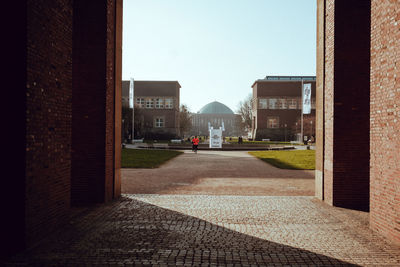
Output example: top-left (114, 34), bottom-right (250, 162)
top-left (302, 83), bottom-right (311, 114)
top-left (129, 77), bottom-right (134, 109)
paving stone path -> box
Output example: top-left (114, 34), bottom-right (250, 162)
top-left (5, 195), bottom-right (400, 266)
top-left (122, 150), bottom-right (315, 196)
top-left (5, 151), bottom-right (400, 266)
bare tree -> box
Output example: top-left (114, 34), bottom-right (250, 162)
top-left (236, 94), bottom-right (253, 134)
top-left (179, 104), bottom-right (192, 138)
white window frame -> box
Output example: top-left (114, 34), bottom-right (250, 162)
top-left (154, 117), bottom-right (164, 128)
top-left (288, 98), bottom-right (297, 109)
top-left (267, 117), bottom-right (279, 128)
top-left (259, 98), bottom-right (267, 109)
top-left (136, 98), bottom-right (145, 108)
top-left (268, 98), bottom-right (278, 109)
top-left (146, 98), bottom-right (154, 108)
top-left (155, 98), bottom-right (164, 109)
top-left (279, 98), bottom-right (287, 109)
top-left (164, 98), bottom-right (173, 109)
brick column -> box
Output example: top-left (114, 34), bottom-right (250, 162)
top-left (321, 0), bottom-right (371, 211)
top-left (370, 0), bottom-right (400, 245)
top-left (315, 0), bottom-right (325, 200)
top-left (72, 0), bottom-right (120, 205)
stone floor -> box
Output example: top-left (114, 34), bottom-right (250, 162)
top-left (5, 151), bottom-right (400, 266)
top-left (5, 194), bottom-right (400, 266)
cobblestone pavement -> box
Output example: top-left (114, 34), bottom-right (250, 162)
top-left (122, 150), bottom-right (315, 196)
top-left (6, 195), bottom-right (400, 266)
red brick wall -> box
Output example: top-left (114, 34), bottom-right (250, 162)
top-left (323, 0), bottom-right (371, 211)
top-left (71, 0), bottom-right (116, 205)
top-left (26, 0), bottom-right (73, 246)
top-left (323, 0), bottom-right (335, 206)
top-left (105, 0), bottom-right (116, 203)
top-left (370, 0), bottom-right (400, 245)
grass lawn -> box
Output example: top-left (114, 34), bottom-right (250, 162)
top-left (121, 148), bottom-right (183, 168)
top-left (249, 150), bottom-right (315, 170)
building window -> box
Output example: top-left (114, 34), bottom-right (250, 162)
top-left (146, 98), bottom-right (154, 108)
top-left (268, 98), bottom-right (278, 109)
top-left (136, 98), bottom-right (145, 108)
top-left (259, 98), bottom-right (267, 109)
top-left (155, 98), bottom-right (164, 108)
top-left (267, 117), bottom-right (279, 128)
top-left (165, 98), bottom-right (173, 109)
top-left (288, 99), bottom-right (297, 109)
top-left (154, 117), bottom-right (164, 128)
top-left (277, 99), bottom-right (287, 109)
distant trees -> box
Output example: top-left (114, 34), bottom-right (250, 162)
top-left (179, 104), bottom-right (192, 137)
top-left (236, 94), bottom-right (253, 135)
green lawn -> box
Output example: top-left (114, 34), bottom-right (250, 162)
top-left (248, 150), bottom-right (315, 170)
top-left (121, 148), bottom-right (183, 168)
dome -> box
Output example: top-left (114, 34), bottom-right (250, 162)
top-left (198, 101), bottom-right (234, 114)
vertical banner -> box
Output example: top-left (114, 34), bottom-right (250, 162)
top-left (130, 78), bottom-right (134, 141)
top-left (129, 78), bottom-right (134, 109)
top-left (303, 83), bottom-right (311, 114)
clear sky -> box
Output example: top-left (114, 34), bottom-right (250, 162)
top-left (123, 0), bottom-right (316, 113)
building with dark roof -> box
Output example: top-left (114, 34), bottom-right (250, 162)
top-left (190, 101), bottom-right (240, 137)
top-left (122, 80), bottom-right (180, 139)
top-left (251, 76), bottom-right (316, 141)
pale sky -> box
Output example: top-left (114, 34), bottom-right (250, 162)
top-left (123, 0), bottom-right (316, 113)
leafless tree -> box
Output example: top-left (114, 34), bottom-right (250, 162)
top-left (236, 94), bottom-right (253, 134)
top-left (179, 104), bottom-right (192, 137)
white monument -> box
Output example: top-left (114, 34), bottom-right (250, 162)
top-left (209, 121), bottom-right (225, 148)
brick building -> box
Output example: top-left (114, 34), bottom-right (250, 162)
top-left (190, 101), bottom-right (240, 137)
top-left (4, 0), bottom-right (400, 259)
top-left (251, 76), bottom-right (316, 141)
top-left (122, 80), bottom-right (181, 139)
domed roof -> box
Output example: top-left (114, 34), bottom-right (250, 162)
top-left (198, 101), bottom-right (234, 114)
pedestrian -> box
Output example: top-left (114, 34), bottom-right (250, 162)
top-left (191, 135), bottom-right (199, 153)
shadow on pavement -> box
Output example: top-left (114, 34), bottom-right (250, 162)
top-left (4, 196), bottom-right (358, 266)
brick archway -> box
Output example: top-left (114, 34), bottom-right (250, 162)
top-left (3, 0), bottom-right (400, 259)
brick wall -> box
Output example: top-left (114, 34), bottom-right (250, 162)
top-left (370, 0), bottom-right (400, 245)
top-left (323, 0), bottom-right (335, 205)
top-left (71, 0), bottom-right (116, 205)
top-left (323, 0), bottom-right (371, 211)
top-left (26, 0), bottom-right (73, 246)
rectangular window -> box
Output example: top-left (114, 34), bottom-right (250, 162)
top-left (288, 99), bottom-right (297, 109)
top-left (267, 117), bottom-right (279, 128)
top-left (165, 98), bottom-right (173, 109)
top-left (268, 98), bottom-right (277, 109)
top-left (155, 117), bottom-right (164, 128)
top-left (136, 98), bottom-right (145, 108)
top-left (276, 99), bottom-right (287, 109)
top-left (155, 98), bottom-right (164, 108)
top-left (259, 98), bottom-right (267, 109)
top-left (146, 98), bottom-right (154, 108)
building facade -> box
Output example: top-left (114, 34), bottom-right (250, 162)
top-left (122, 80), bottom-right (181, 139)
top-left (190, 101), bottom-right (240, 137)
top-left (251, 76), bottom-right (316, 141)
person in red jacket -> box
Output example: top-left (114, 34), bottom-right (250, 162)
top-left (191, 136), bottom-right (199, 153)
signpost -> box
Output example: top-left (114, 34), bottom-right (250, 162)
top-left (208, 122), bottom-right (224, 148)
